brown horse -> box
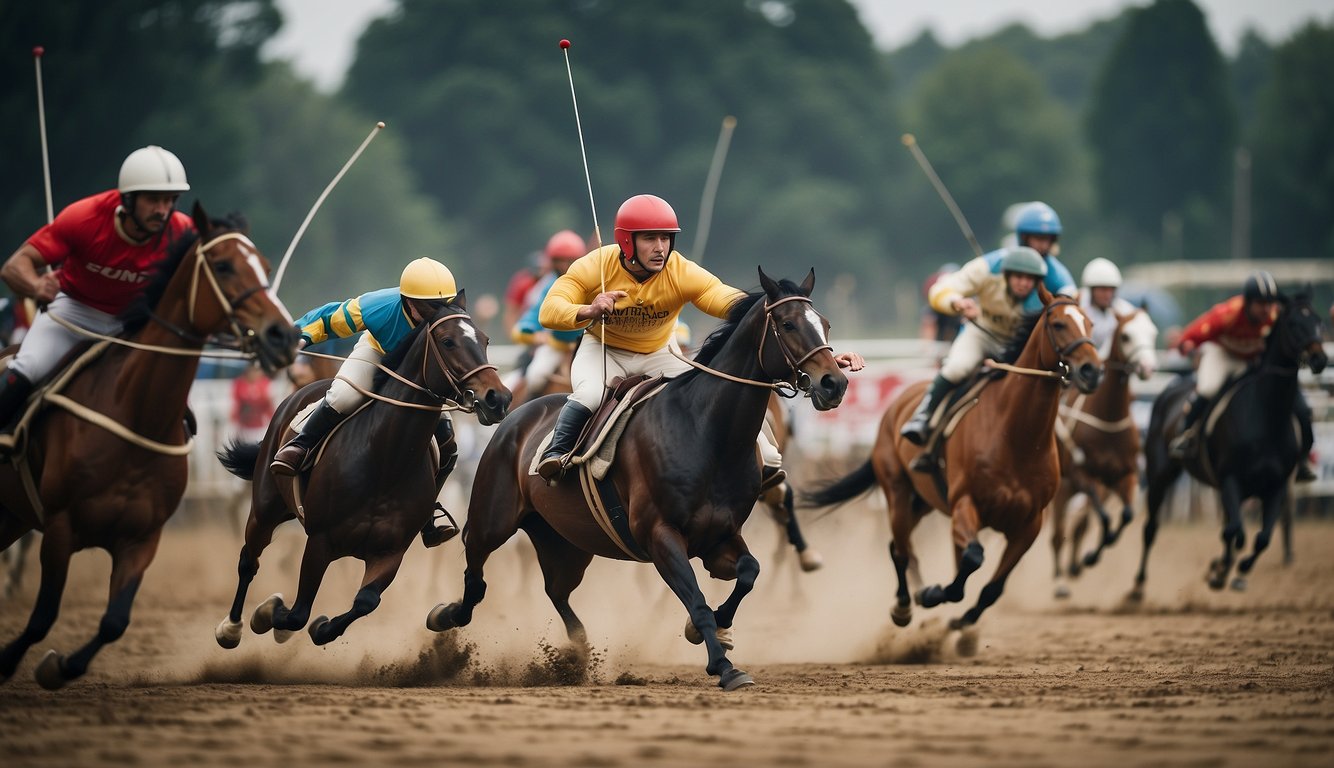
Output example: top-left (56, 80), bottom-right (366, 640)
top-left (215, 295), bottom-right (510, 647)
top-left (426, 270), bottom-right (847, 690)
top-left (1049, 308), bottom-right (1158, 597)
top-left (805, 286), bottom-right (1101, 652)
top-left (0, 204), bottom-right (299, 688)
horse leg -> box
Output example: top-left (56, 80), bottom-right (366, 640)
top-left (0, 518), bottom-right (72, 683)
top-left (523, 515), bottom-right (594, 645)
top-left (216, 504), bottom-right (287, 649)
top-left (781, 486), bottom-right (821, 572)
top-left (1081, 484), bottom-right (1115, 567)
top-left (1, 521), bottom-right (36, 602)
top-left (650, 526), bottom-right (751, 691)
top-left (309, 551), bottom-right (404, 645)
top-left (1104, 472), bottom-right (1138, 547)
top-left (918, 496), bottom-right (984, 608)
top-left (1048, 485), bottom-right (1070, 597)
top-left (38, 532), bottom-right (163, 690)
top-left (269, 533), bottom-right (333, 636)
top-left (427, 511), bottom-right (513, 633)
top-left (887, 474), bottom-right (923, 625)
top-left (1069, 497), bottom-right (1091, 577)
top-left (1235, 488), bottom-right (1285, 589)
top-left (948, 516), bottom-right (1041, 655)
top-left (1131, 453), bottom-right (1182, 602)
top-left (698, 536), bottom-right (760, 652)
top-left (1208, 478), bottom-right (1246, 591)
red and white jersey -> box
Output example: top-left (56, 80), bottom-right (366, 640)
top-left (26, 189), bottom-right (195, 314)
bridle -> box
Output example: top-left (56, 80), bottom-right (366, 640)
top-left (149, 231), bottom-right (271, 354)
top-left (355, 312), bottom-right (498, 413)
top-left (1103, 313), bottom-right (1154, 377)
top-left (985, 297), bottom-right (1095, 384)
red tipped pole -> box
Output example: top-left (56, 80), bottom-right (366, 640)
top-left (33, 45), bottom-right (53, 224)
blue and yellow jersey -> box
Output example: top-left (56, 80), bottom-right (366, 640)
top-left (295, 287), bottom-right (415, 355)
top-left (512, 273), bottom-right (583, 349)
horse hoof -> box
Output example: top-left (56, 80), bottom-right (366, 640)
top-left (426, 603), bottom-right (457, 632)
top-left (1054, 583), bottom-right (1071, 600)
top-left (719, 668), bottom-right (755, 692)
top-left (215, 617), bottom-right (243, 649)
top-left (250, 593), bottom-right (284, 635)
top-left (273, 628), bottom-right (295, 644)
top-left (916, 585), bottom-right (945, 608)
top-left (34, 650), bottom-right (66, 691)
top-left (1082, 551), bottom-right (1101, 568)
top-left (684, 620), bottom-right (703, 645)
top-left (1126, 586), bottom-right (1144, 603)
top-left (956, 627), bottom-right (981, 657)
top-left (1230, 576), bottom-right (1248, 592)
top-left (1069, 563), bottom-right (1083, 578)
top-left (308, 616), bottom-right (331, 645)
top-left (716, 626), bottom-right (735, 651)
top-left (890, 603), bottom-right (912, 627)
top-left (798, 549), bottom-right (824, 572)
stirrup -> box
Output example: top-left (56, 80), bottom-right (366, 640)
top-left (759, 467), bottom-right (787, 494)
top-left (421, 504), bottom-right (460, 548)
top-left (537, 453), bottom-right (567, 483)
top-left (270, 443), bottom-right (310, 476)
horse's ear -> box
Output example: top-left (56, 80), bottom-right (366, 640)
top-left (1038, 282), bottom-right (1053, 305)
top-left (191, 201), bottom-right (210, 236)
top-left (452, 289), bottom-right (467, 309)
top-left (758, 267), bottom-right (779, 298)
top-left (798, 268), bottom-right (815, 296)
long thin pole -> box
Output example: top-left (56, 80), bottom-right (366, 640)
top-left (272, 121), bottom-right (385, 295)
top-left (559, 38), bottom-right (607, 362)
top-left (691, 115), bottom-right (736, 264)
top-left (902, 134), bottom-right (982, 258)
top-left (33, 46), bottom-right (53, 224)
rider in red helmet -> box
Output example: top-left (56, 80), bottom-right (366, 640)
top-left (536, 194), bottom-right (863, 484)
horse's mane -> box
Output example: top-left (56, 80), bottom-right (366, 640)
top-left (370, 300), bottom-right (464, 391)
top-left (118, 211), bottom-right (250, 335)
top-left (692, 279), bottom-right (805, 368)
top-left (995, 311), bottom-right (1042, 365)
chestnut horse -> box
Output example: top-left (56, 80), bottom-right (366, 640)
top-left (426, 270), bottom-right (847, 690)
top-left (1134, 287), bottom-right (1325, 598)
top-left (806, 286), bottom-right (1101, 652)
top-left (1049, 308), bottom-right (1157, 597)
top-left (0, 204), bottom-right (299, 688)
top-left (215, 295), bottom-right (510, 647)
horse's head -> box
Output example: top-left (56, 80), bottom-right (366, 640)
top-left (1112, 308), bottom-right (1159, 380)
top-left (186, 202), bottom-right (300, 373)
top-left (1273, 286), bottom-right (1327, 374)
top-left (757, 268), bottom-right (847, 410)
top-left (1035, 284), bottom-right (1103, 393)
top-left (420, 291), bottom-right (512, 425)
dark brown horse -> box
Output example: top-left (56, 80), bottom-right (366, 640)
top-left (1049, 308), bottom-right (1158, 597)
top-left (215, 295), bottom-right (510, 647)
top-left (0, 204), bottom-right (299, 688)
top-left (806, 286), bottom-right (1102, 653)
top-left (426, 270), bottom-right (847, 690)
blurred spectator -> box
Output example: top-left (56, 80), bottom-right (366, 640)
top-left (231, 364), bottom-right (274, 443)
top-left (919, 262), bottom-right (961, 345)
top-left (502, 251), bottom-right (545, 333)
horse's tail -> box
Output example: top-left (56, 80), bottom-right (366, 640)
top-left (801, 458), bottom-right (877, 509)
top-left (217, 439), bottom-right (262, 481)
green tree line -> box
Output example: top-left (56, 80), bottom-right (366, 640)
top-left (2, 0), bottom-right (1330, 334)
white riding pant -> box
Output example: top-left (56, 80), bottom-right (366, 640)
top-left (524, 343), bottom-right (565, 393)
top-left (1195, 341), bottom-right (1250, 399)
top-left (938, 323), bottom-right (1007, 384)
top-left (324, 333), bottom-right (382, 414)
top-left (569, 333), bottom-right (781, 468)
top-left (8, 293), bottom-right (123, 382)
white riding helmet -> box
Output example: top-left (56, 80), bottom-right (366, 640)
top-left (1081, 257), bottom-right (1122, 288)
top-left (118, 146), bottom-right (190, 194)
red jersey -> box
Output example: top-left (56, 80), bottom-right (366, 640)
top-left (231, 374), bottom-right (274, 430)
top-left (1178, 296), bottom-right (1277, 359)
top-left (504, 268), bottom-right (539, 310)
top-left (26, 189), bottom-right (195, 314)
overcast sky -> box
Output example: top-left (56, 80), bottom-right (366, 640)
top-left (264, 0), bottom-right (1334, 92)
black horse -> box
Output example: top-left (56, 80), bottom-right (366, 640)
top-left (1133, 287), bottom-right (1326, 598)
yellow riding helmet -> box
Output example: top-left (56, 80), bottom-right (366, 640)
top-left (400, 258), bottom-right (458, 300)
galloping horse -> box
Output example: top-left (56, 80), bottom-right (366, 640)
top-left (215, 295), bottom-right (510, 647)
top-left (806, 286), bottom-right (1101, 651)
top-left (426, 270), bottom-right (846, 690)
top-left (1049, 308), bottom-right (1158, 597)
top-left (1133, 288), bottom-right (1325, 598)
top-left (0, 204), bottom-right (299, 688)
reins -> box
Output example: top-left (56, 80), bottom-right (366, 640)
top-left (983, 298), bottom-right (1094, 383)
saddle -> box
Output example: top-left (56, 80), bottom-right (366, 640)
top-left (527, 374), bottom-right (669, 481)
top-left (915, 369), bottom-right (999, 469)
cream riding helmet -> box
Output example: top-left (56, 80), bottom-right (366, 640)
top-left (400, 258), bottom-right (458, 301)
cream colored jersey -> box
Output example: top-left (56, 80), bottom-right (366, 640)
top-left (928, 256), bottom-right (1031, 341)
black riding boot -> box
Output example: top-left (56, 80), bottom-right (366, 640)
top-left (537, 401), bottom-right (593, 482)
top-left (900, 374), bottom-right (954, 447)
top-left (422, 417), bottom-right (460, 547)
top-left (0, 369), bottom-right (35, 432)
top-left (1295, 392), bottom-right (1316, 483)
top-left (1168, 392), bottom-right (1208, 460)
top-left (270, 400), bottom-right (346, 476)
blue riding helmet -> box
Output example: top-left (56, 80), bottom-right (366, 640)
top-left (1015, 202), bottom-right (1062, 237)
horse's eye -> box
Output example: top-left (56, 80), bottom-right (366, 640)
top-left (442, 338), bottom-right (456, 349)
top-left (1121, 333), bottom-right (1130, 342)
top-left (782, 321), bottom-right (796, 332)
top-left (213, 260), bottom-right (235, 275)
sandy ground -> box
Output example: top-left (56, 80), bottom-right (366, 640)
top-left (2, 493), bottom-right (1332, 768)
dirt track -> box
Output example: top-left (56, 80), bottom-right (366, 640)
top-left (2, 502), bottom-right (1332, 767)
